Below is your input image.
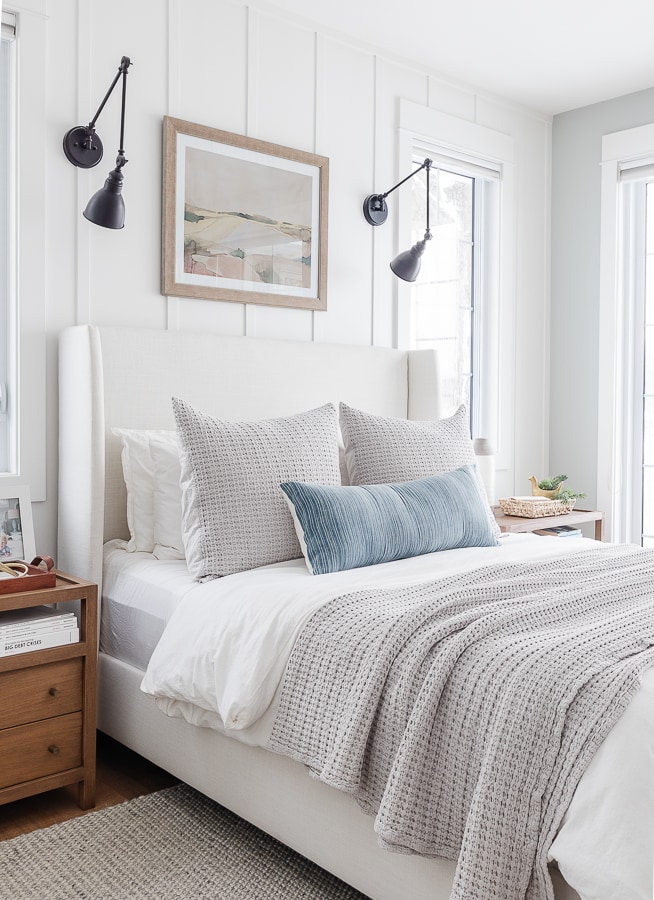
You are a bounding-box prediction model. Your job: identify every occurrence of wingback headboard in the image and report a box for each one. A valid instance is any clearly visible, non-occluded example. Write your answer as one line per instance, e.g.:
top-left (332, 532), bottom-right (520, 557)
top-left (58, 325), bottom-right (440, 589)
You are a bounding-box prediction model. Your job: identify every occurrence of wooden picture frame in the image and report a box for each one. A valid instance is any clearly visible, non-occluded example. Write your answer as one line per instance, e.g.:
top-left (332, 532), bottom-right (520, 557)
top-left (0, 485), bottom-right (36, 563)
top-left (161, 117), bottom-right (328, 310)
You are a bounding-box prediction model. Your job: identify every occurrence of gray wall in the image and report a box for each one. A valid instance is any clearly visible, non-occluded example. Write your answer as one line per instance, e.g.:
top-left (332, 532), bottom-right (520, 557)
top-left (551, 87), bottom-right (654, 509)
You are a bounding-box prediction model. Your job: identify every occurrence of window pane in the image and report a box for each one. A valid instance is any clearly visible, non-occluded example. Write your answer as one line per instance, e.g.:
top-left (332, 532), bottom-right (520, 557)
top-left (642, 466), bottom-right (654, 537)
top-left (645, 186), bottom-right (654, 543)
top-left (643, 397), bottom-right (654, 467)
top-left (644, 325), bottom-right (654, 396)
top-left (647, 184), bottom-right (654, 254)
top-left (646, 255), bottom-right (654, 325)
top-left (439, 169), bottom-right (473, 241)
top-left (410, 163), bottom-right (474, 421)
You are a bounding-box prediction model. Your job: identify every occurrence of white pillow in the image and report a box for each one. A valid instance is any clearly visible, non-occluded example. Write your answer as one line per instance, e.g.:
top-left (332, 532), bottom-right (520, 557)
top-left (173, 398), bottom-right (342, 580)
top-left (150, 435), bottom-right (184, 560)
top-left (339, 403), bottom-right (500, 539)
top-left (111, 428), bottom-right (177, 552)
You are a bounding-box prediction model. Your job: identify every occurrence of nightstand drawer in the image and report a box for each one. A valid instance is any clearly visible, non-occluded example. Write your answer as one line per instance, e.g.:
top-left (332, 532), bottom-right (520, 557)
top-left (0, 658), bottom-right (83, 729)
top-left (0, 711), bottom-right (83, 788)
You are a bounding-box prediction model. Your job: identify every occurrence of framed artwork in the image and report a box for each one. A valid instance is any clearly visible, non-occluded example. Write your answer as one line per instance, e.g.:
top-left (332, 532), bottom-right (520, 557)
top-left (0, 485), bottom-right (35, 563)
top-left (161, 117), bottom-right (329, 310)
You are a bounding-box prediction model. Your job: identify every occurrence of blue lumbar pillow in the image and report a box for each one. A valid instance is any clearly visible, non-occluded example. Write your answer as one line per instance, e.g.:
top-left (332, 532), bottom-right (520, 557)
top-left (280, 464), bottom-right (498, 575)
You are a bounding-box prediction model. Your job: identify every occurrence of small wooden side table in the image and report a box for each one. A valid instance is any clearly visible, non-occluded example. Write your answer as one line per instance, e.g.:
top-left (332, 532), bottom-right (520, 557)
top-left (493, 508), bottom-right (604, 542)
top-left (0, 571), bottom-right (97, 810)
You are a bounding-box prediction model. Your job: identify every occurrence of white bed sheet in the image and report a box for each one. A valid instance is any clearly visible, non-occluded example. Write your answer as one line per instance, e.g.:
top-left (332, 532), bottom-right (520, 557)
top-left (105, 535), bottom-right (654, 900)
top-left (100, 540), bottom-right (193, 669)
top-left (139, 533), bottom-right (614, 736)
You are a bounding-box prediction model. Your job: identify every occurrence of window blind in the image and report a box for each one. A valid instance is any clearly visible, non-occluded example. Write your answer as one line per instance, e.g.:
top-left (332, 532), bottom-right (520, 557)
top-left (416, 149), bottom-right (501, 182)
top-left (619, 159), bottom-right (654, 182)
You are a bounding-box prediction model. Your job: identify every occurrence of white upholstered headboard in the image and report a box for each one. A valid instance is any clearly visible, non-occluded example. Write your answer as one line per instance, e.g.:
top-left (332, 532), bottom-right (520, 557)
top-left (57, 325), bottom-right (440, 589)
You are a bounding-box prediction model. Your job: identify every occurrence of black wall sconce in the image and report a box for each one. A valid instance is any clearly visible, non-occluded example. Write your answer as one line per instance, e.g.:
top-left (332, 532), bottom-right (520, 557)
top-left (63, 56), bottom-right (132, 229)
top-left (363, 158), bottom-right (433, 282)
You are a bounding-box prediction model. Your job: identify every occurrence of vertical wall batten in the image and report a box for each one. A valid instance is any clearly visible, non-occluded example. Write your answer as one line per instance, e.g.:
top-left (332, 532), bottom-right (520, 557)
top-left (74, 0), bottom-right (92, 326)
top-left (166, 0), bottom-right (181, 331)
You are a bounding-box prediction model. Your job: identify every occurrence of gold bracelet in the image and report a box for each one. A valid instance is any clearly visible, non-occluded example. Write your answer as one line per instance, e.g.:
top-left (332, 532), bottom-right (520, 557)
top-left (0, 561), bottom-right (28, 577)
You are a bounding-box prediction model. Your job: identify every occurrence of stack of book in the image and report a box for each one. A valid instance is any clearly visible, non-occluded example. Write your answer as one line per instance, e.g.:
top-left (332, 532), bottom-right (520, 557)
top-left (534, 525), bottom-right (583, 537)
top-left (0, 606), bottom-right (79, 657)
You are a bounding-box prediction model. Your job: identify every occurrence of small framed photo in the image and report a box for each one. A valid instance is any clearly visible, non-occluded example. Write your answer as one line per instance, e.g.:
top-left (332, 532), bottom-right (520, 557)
top-left (161, 116), bottom-right (329, 311)
top-left (0, 485), bottom-right (35, 562)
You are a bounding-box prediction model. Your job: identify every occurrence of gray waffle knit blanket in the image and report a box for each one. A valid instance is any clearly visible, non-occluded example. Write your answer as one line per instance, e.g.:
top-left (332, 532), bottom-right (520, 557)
top-left (268, 544), bottom-right (654, 900)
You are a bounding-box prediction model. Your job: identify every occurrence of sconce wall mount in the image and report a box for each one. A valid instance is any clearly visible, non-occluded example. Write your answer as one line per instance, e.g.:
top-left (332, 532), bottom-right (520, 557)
top-left (63, 125), bottom-right (104, 170)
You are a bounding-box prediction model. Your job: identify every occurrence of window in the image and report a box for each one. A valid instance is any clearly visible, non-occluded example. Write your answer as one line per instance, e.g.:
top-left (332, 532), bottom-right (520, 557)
top-left (395, 102), bottom-right (513, 478)
top-left (0, 12), bottom-right (16, 475)
top-left (598, 122), bottom-right (654, 543)
top-left (644, 184), bottom-right (654, 547)
top-left (616, 170), bottom-right (654, 547)
top-left (0, 2), bottom-right (47, 501)
top-left (407, 150), bottom-right (500, 446)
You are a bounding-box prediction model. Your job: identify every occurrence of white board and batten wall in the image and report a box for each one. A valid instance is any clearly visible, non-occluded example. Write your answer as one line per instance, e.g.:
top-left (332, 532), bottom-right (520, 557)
top-left (23, 0), bottom-right (551, 553)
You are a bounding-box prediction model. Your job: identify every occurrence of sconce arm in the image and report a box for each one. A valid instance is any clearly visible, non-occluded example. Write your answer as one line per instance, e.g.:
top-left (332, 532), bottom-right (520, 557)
top-left (379, 158), bottom-right (432, 202)
top-left (88, 57), bottom-right (131, 132)
top-left (63, 56), bottom-right (132, 169)
top-left (363, 158), bottom-right (432, 227)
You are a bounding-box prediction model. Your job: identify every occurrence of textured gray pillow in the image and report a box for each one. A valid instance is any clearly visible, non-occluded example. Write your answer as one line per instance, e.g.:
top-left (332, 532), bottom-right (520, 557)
top-left (173, 398), bottom-right (341, 580)
top-left (339, 402), bottom-right (500, 538)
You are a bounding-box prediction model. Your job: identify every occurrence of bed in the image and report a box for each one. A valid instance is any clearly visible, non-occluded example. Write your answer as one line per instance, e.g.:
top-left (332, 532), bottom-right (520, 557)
top-left (57, 324), bottom-right (654, 900)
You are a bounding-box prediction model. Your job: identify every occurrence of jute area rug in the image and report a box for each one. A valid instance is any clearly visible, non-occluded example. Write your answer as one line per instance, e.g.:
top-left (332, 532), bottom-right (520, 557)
top-left (0, 784), bottom-right (369, 899)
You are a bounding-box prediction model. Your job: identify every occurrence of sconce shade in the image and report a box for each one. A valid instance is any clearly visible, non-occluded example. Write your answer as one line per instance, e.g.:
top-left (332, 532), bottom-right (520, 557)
top-left (83, 167), bottom-right (125, 229)
top-left (390, 239), bottom-right (427, 282)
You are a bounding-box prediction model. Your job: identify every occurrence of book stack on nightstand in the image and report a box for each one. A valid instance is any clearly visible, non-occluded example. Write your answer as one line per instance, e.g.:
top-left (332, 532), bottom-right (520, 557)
top-left (533, 525), bottom-right (583, 538)
top-left (0, 606), bottom-right (80, 657)
top-left (493, 507), bottom-right (604, 541)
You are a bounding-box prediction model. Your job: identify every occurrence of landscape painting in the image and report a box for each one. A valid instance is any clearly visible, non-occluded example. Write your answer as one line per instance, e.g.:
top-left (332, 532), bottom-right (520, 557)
top-left (162, 117), bottom-right (328, 310)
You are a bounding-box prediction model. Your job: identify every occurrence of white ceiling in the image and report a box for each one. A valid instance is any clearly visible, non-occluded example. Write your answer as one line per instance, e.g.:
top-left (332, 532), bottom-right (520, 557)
top-left (262, 0), bottom-right (654, 116)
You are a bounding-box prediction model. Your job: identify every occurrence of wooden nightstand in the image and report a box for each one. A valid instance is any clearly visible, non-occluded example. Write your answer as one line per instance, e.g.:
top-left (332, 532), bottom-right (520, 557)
top-left (493, 508), bottom-right (604, 541)
top-left (0, 572), bottom-right (97, 810)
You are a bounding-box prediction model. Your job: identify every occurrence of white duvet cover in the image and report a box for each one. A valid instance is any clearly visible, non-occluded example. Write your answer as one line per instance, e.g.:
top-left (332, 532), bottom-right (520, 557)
top-left (137, 534), bottom-right (654, 900)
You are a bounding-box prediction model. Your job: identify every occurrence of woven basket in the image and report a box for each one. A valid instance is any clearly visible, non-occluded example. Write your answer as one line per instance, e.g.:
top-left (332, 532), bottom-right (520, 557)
top-left (498, 497), bottom-right (576, 518)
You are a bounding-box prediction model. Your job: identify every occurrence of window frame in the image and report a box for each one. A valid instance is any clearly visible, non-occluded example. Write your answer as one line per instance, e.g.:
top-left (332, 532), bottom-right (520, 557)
top-left (1, 12), bottom-right (18, 476)
top-left (599, 123), bottom-right (654, 542)
top-left (618, 177), bottom-right (647, 544)
top-left (0, 4), bottom-right (47, 500)
top-left (403, 147), bottom-right (501, 445)
top-left (395, 101), bottom-right (514, 475)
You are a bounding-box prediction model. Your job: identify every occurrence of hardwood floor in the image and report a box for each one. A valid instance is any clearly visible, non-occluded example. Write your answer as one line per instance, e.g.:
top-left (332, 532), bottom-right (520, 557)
top-left (0, 731), bottom-right (179, 841)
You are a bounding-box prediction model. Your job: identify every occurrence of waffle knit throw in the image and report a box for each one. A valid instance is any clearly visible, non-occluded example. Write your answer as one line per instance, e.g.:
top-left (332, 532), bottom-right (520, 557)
top-left (268, 544), bottom-right (654, 900)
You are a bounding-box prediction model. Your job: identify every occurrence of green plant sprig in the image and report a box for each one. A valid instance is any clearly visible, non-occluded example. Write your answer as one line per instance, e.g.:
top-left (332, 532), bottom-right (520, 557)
top-left (537, 475), bottom-right (586, 503)
top-left (556, 488), bottom-right (587, 503)
top-left (537, 474), bottom-right (568, 490)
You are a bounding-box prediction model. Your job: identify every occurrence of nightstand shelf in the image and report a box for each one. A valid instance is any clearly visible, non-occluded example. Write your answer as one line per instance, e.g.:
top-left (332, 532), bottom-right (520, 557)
top-left (0, 571), bottom-right (97, 810)
top-left (493, 508), bottom-right (604, 541)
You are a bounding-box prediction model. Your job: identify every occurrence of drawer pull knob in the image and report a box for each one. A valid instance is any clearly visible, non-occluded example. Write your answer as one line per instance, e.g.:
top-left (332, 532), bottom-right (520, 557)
top-left (49, 687), bottom-right (61, 698)
top-left (47, 744), bottom-right (61, 756)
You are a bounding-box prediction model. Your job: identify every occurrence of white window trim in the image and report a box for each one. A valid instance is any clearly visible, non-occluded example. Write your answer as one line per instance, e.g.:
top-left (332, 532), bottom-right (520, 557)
top-left (1, 2), bottom-right (47, 500)
top-left (395, 99), bottom-right (516, 476)
top-left (598, 122), bottom-right (654, 542)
